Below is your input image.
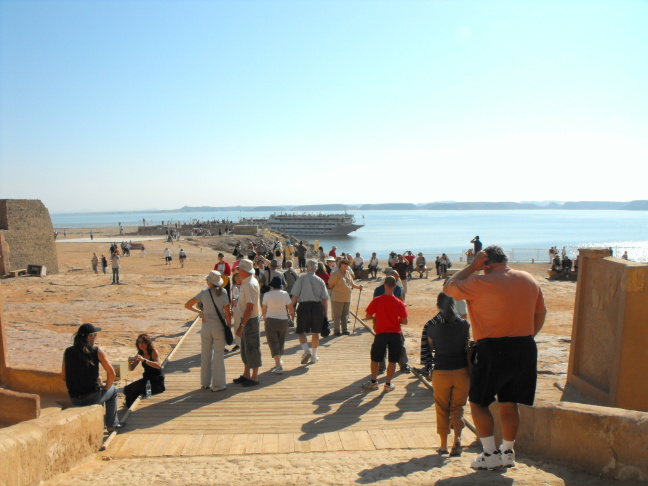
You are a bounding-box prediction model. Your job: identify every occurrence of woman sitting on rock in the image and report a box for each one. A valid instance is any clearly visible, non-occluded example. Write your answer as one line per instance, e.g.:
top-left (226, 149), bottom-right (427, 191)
top-left (123, 333), bottom-right (165, 408)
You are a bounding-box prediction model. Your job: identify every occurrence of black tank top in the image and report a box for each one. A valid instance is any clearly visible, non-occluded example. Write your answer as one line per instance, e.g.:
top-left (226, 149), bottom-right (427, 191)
top-left (64, 346), bottom-right (99, 397)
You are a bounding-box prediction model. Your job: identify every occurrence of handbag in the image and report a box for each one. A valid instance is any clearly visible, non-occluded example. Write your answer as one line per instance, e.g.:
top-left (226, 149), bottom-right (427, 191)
top-left (208, 288), bottom-right (234, 345)
top-left (320, 316), bottom-right (331, 337)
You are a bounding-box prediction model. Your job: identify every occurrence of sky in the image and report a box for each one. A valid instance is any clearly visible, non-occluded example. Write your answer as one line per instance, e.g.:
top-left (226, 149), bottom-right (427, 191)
top-left (1, 0), bottom-right (647, 213)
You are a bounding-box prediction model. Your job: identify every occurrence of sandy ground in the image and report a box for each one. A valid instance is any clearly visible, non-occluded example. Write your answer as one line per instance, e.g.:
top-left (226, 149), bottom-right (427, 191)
top-left (3, 227), bottom-right (612, 485)
top-left (43, 449), bottom-right (629, 486)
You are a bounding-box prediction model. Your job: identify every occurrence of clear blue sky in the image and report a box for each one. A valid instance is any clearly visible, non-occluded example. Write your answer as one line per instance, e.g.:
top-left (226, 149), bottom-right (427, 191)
top-left (1, 0), bottom-right (647, 212)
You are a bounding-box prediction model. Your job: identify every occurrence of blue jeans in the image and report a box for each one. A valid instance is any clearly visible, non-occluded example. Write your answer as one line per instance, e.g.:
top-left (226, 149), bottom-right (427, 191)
top-left (70, 385), bottom-right (119, 428)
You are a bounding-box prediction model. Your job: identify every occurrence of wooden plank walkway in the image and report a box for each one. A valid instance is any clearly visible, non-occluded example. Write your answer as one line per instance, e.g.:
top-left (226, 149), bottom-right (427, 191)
top-left (108, 319), bottom-right (446, 457)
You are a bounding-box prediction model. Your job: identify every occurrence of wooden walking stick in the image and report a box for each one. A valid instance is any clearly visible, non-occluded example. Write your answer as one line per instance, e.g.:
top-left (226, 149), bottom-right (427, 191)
top-left (352, 287), bottom-right (363, 333)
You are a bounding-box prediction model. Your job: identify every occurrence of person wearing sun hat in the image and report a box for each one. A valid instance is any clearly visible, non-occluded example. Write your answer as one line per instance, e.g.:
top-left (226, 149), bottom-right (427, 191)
top-left (185, 270), bottom-right (232, 391)
top-left (62, 323), bottom-right (123, 432)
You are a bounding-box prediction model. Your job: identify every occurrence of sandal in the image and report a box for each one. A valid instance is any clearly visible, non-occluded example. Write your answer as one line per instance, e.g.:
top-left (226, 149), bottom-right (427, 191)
top-left (436, 448), bottom-right (448, 455)
top-left (450, 438), bottom-right (462, 456)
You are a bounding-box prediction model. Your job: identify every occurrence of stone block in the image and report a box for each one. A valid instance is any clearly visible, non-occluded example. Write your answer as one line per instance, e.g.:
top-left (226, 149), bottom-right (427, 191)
top-left (0, 388), bottom-right (40, 425)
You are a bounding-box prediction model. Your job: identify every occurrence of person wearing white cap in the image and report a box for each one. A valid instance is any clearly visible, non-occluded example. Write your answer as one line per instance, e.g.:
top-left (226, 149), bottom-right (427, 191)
top-left (234, 259), bottom-right (262, 386)
top-left (62, 323), bottom-right (122, 431)
top-left (185, 271), bottom-right (232, 391)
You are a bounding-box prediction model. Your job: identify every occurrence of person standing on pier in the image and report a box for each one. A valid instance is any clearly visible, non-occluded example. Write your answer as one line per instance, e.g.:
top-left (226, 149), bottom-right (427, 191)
top-left (291, 259), bottom-right (329, 365)
top-left (234, 259), bottom-right (262, 387)
top-left (363, 276), bottom-right (408, 393)
top-left (444, 245), bottom-right (546, 470)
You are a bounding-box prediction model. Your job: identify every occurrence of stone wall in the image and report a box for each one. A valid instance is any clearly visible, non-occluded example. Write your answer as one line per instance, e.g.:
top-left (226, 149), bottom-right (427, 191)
top-left (0, 406), bottom-right (104, 486)
top-left (566, 249), bottom-right (648, 411)
top-left (490, 401), bottom-right (648, 482)
top-left (0, 199), bottom-right (59, 275)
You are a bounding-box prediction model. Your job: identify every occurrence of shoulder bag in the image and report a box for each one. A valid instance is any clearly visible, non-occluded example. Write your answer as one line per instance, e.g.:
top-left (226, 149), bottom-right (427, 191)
top-left (208, 289), bottom-right (234, 345)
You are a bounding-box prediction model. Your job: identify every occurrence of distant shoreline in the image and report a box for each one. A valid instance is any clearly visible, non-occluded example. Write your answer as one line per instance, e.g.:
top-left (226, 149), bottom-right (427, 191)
top-left (52, 200), bottom-right (648, 215)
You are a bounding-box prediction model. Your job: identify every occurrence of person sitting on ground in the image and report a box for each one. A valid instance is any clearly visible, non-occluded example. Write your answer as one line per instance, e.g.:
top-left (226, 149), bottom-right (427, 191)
top-left (368, 252), bottom-right (380, 279)
top-left (427, 293), bottom-right (471, 457)
top-left (62, 323), bottom-right (122, 432)
top-left (363, 276), bottom-right (409, 392)
top-left (403, 250), bottom-right (415, 279)
top-left (561, 255), bottom-right (572, 276)
top-left (352, 252), bottom-right (364, 277)
top-left (439, 253), bottom-right (451, 276)
top-left (551, 254), bottom-right (562, 272)
top-left (262, 276), bottom-right (296, 374)
top-left (123, 334), bottom-right (165, 408)
top-left (414, 252), bottom-right (428, 278)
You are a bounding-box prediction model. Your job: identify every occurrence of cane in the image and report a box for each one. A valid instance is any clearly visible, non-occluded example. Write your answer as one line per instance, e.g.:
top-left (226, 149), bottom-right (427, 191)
top-left (352, 287), bottom-right (363, 333)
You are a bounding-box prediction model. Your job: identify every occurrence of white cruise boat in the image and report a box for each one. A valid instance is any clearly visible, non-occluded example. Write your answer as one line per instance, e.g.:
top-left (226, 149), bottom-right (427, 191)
top-left (240, 212), bottom-right (364, 236)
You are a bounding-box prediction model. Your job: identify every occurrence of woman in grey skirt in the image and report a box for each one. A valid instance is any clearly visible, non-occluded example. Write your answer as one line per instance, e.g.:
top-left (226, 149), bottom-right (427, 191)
top-left (261, 276), bottom-right (295, 374)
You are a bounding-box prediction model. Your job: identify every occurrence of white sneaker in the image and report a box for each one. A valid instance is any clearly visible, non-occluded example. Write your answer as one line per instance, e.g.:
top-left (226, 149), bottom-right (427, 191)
top-left (501, 449), bottom-right (515, 467)
top-left (210, 385), bottom-right (227, 392)
top-left (301, 352), bottom-right (312, 364)
top-left (471, 451), bottom-right (503, 470)
top-left (309, 355), bottom-right (319, 364)
top-left (272, 366), bottom-right (284, 374)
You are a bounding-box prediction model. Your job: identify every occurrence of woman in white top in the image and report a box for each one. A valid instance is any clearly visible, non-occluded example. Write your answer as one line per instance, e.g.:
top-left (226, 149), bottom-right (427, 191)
top-left (261, 276), bottom-right (295, 374)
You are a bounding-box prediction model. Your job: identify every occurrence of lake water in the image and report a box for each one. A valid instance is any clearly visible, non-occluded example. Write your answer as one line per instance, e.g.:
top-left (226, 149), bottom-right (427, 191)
top-left (51, 209), bottom-right (648, 262)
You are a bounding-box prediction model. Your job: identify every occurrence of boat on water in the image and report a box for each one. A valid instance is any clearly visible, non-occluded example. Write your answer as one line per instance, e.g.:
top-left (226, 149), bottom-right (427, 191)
top-left (240, 212), bottom-right (364, 236)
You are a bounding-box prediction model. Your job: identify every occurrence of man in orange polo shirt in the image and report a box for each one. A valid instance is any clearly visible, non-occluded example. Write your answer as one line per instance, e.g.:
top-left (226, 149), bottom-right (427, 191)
top-left (444, 245), bottom-right (546, 470)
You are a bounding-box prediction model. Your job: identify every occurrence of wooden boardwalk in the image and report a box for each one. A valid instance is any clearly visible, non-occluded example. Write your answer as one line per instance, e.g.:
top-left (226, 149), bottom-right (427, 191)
top-left (108, 319), bottom-right (448, 457)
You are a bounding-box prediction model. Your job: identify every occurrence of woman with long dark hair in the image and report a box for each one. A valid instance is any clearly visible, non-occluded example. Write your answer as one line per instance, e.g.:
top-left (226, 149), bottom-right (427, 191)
top-left (426, 292), bottom-right (470, 456)
top-left (61, 323), bottom-right (122, 431)
top-left (123, 333), bottom-right (165, 408)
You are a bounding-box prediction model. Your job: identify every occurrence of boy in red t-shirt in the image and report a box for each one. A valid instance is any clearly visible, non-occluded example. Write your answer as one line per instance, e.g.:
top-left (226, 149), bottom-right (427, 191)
top-left (363, 276), bottom-right (408, 392)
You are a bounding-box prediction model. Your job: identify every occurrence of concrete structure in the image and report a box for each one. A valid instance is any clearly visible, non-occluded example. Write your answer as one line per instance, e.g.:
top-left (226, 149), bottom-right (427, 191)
top-left (490, 401), bottom-right (648, 482)
top-left (0, 405), bottom-right (104, 486)
top-left (566, 248), bottom-right (648, 412)
top-left (0, 199), bottom-right (59, 275)
top-left (0, 306), bottom-right (67, 426)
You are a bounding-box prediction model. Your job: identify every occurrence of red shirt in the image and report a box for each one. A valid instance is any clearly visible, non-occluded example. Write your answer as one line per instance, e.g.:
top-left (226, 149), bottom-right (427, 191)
top-left (316, 271), bottom-right (330, 285)
top-left (365, 295), bottom-right (408, 334)
top-left (214, 261), bottom-right (231, 276)
top-left (329, 250), bottom-right (337, 258)
top-left (404, 254), bottom-right (415, 264)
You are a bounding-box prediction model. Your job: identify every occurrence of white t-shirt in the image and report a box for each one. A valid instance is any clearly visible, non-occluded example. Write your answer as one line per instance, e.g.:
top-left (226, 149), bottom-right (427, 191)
top-left (262, 290), bottom-right (291, 319)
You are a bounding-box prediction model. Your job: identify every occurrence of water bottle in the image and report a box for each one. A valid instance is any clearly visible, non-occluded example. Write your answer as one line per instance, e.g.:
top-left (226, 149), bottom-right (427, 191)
top-left (145, 380), bottom-right (152, 398)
